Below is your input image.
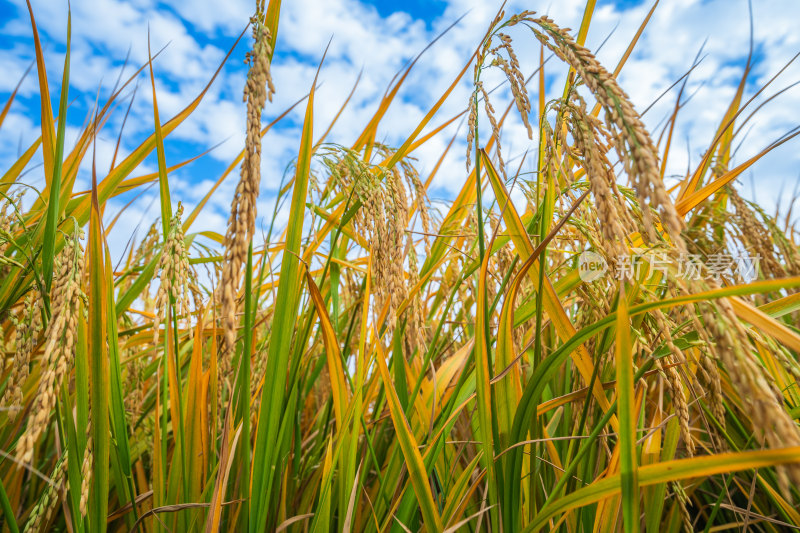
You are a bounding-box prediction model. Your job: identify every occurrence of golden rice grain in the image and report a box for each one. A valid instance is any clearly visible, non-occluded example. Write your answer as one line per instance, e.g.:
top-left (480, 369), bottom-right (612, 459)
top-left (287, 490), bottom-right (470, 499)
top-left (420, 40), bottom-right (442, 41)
top-left (703, 297), bottom-right (800, 489)
top-left (219, 5), bottom-right (276, 382)
top-left (2, 290), bottom-right (42, 420)
top-left (16, 236), bottom-right (84, 465)
top-left (23, 453), bottom-right (68, 533)
top-left (525, 14), bottom-right (686, 252)
top-left (79, 433), bottom-right (92, 517)
top-left (653, 310), bottom-right (694, 456)
top-left (153, 204), bottom-right (195, 348)
top-left (729, 188), bottom-right (784, 279)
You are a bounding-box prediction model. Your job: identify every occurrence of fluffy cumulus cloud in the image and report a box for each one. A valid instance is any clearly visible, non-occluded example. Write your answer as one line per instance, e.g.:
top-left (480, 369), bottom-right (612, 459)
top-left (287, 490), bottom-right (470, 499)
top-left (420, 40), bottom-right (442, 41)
top-left (1, 0), bottom-right (799, 260)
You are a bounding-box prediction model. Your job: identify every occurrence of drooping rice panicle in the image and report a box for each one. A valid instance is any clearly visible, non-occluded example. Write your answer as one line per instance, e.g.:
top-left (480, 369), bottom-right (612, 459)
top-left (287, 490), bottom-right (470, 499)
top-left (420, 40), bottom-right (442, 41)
top-left (16, 235), bottom-right (84, 465)
top-left (218, 3), bottom-right (275, 383)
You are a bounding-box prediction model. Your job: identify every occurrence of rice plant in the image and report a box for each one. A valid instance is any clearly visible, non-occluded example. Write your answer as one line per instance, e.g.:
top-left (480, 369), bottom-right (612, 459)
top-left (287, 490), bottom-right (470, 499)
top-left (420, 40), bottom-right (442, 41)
top-left (2, 0), bottom-right (800, 531)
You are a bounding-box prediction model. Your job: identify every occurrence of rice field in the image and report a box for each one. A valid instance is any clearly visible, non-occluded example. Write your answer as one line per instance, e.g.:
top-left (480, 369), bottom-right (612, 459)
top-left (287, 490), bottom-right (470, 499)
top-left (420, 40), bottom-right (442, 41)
top-left (2, 0), bottom-right (800, 531)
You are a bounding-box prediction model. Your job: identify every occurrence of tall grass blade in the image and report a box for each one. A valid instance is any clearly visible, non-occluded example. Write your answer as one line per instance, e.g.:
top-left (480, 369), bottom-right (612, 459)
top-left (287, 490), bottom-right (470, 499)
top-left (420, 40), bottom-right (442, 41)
top-left (88, 144), bottom-right (110, 533)
top-left (616, 284), bottom-right (639, 533)
top-left (250, 44), bottom-right (323, 533)
top-left (40, 8), bottom-right (70, 293)
top-left (374, 331), bottom-right (444, 533)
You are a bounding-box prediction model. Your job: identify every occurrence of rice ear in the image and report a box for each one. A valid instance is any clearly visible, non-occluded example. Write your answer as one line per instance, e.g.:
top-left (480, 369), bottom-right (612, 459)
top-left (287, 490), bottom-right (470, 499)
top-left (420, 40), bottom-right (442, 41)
top-left (219, 5), bottom-right (277, 388)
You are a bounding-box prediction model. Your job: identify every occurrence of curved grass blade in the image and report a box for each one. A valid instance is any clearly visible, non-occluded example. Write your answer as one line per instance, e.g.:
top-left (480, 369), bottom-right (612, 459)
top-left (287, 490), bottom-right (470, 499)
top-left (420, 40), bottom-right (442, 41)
top-left (147, 32), bottom-right (173, 236)
top-left (525, 446), bottom-right (800, 533)
top-left (40, 8), bottom-right (70, 292)
top-left (23, 0), bottom-right (55, 179)
top-left (305, 268), bottom-right (348, 428)
top-left (374, 329), bottom-right (444, 533)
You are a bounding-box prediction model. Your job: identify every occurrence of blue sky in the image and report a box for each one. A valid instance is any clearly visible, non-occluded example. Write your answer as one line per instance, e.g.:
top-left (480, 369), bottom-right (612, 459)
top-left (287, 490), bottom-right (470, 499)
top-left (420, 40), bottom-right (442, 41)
top-left (1, 0), bottom-right (799, 258)
top-left (363, 0), bottom-right (447, 22)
